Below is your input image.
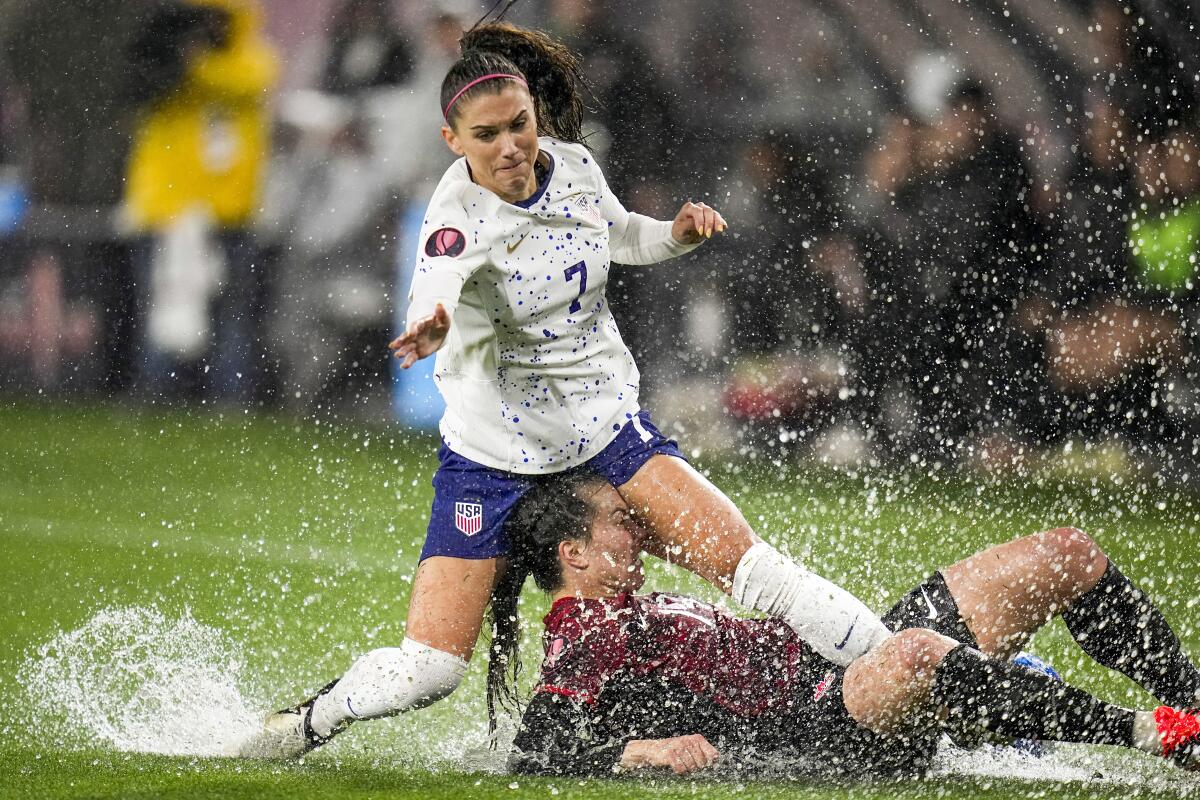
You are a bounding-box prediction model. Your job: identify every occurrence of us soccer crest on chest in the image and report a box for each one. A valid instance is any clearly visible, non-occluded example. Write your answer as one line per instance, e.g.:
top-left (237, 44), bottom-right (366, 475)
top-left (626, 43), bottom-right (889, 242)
top-left (573, 194), bottom-right (603, 226)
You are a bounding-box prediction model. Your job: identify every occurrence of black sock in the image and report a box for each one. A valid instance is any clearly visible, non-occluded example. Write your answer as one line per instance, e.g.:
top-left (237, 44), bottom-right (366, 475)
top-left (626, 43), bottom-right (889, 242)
top-left (1062, 562), bottom-right (1200, 708)
top-left (931, 645), bottom-right (1135, 747)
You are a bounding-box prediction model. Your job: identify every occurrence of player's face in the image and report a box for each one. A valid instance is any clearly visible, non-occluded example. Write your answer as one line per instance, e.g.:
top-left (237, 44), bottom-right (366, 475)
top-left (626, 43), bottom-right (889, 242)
top-left (580, 483), bottom-right (647, 594)
top-left (442, 84), bottom-right (540, 204)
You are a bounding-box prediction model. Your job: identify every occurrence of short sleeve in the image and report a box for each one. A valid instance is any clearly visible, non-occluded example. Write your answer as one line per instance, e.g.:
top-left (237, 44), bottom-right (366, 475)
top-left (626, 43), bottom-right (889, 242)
top-left (406, 191), bottom-right (488, 325)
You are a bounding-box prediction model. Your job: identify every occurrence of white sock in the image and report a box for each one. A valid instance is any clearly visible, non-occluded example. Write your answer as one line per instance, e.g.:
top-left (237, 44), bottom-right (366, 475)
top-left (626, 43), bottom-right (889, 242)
top-left (308, 637), bottom-right (468, 738)
top-left (1132, 710), bottom-right (1163, 754)
top-left (732, 541), bottom-right (890, 666)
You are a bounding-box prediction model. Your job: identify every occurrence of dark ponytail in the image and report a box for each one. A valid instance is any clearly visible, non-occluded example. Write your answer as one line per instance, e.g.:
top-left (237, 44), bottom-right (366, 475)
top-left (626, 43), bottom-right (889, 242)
top-left (441, 22), bottom-right (586, 143)
top-left (486, 470), bottom-right (607, 736)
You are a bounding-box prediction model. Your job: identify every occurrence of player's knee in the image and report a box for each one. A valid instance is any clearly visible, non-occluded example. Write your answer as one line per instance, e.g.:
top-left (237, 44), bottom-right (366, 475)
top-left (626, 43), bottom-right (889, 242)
top-left (1042, 526), bottom-right (1108, 584)
top-left (843, 629), bottom-right (952, 734)
top-left (840, 662), bottom-right (885, 731)
top-left (873, 628), bottom-right (955, 681)
top-left (887, 628), bottom-right (953, 675)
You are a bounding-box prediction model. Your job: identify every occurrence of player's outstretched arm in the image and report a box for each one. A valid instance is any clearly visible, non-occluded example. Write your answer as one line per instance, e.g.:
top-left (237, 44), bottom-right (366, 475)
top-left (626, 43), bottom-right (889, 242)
top-left (594, 158), bottom-right (724, 264)
top-left (389, 303), bottom-right (451, 369)
top-left (670, 201), bottom-right (728, 245)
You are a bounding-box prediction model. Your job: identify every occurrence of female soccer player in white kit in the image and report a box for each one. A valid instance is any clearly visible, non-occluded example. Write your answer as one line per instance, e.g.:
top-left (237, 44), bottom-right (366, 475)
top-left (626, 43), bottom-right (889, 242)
top-left (239, 21), bottom-right (889, 758)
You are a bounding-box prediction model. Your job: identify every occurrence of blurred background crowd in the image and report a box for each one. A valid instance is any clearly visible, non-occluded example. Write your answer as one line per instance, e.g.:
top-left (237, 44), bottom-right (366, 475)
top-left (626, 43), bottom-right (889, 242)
top-left (1, 0), bottom-right (1199, 478)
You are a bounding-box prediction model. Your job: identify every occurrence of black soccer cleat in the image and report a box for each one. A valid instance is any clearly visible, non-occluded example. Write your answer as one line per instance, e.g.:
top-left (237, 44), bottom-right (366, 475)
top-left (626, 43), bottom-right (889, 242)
top-left (237, 680), bottom-right (341, 759)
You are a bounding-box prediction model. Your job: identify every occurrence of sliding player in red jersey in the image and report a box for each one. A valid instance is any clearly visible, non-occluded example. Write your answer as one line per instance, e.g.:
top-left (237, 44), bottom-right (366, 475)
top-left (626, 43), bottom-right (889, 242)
top-left (501, 472), bottom-right (1200, 777)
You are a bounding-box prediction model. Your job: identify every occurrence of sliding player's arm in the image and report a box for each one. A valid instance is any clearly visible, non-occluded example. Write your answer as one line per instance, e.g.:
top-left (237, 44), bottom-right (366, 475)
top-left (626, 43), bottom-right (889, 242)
top-left (509, 691), bottom-right (719, 776)
top-left (508, 690), bottom-right (631, 776)
top-left (618, 734), bottom-right (720, 775)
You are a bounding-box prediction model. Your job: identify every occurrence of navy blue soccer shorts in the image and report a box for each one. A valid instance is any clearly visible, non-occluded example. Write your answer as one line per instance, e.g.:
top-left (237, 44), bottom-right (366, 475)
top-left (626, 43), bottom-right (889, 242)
top-left (419, 410), bottom-right (685, 561)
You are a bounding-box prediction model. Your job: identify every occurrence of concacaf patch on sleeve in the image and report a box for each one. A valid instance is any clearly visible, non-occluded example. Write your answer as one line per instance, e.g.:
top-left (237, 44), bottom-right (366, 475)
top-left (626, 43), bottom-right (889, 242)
top-left (425, 227), bottom-right (466, 258)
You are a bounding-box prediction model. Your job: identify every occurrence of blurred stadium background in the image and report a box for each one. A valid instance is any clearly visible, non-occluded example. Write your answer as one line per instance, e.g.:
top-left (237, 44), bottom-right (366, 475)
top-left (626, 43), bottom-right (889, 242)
top-left (1, 0), bottom-right (1199, 479)
top-left (5, 4), bottom-right (1200, 796)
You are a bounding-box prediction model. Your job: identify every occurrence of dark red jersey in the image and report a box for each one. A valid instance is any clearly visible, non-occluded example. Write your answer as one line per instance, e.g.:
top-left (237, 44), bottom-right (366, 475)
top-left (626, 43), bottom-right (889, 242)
top-left (536, 592), bottom-right (818, 716)
top-left (510, 588), bottom-right (947, 777)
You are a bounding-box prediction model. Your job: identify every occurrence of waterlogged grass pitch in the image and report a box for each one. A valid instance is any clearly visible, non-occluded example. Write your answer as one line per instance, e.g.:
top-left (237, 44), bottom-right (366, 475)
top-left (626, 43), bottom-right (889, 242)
top-left (1, 401), bottom-right (1199, 799)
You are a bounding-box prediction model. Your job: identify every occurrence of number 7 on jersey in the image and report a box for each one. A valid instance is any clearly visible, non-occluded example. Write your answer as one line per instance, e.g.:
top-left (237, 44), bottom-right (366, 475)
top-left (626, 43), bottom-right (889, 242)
top-left (564, 261), bottom-right (587, 314)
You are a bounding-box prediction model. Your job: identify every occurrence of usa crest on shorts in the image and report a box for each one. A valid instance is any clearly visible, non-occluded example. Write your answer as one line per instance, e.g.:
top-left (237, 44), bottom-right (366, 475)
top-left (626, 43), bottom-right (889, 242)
top-left (455, 501), bottom-right (484, 536)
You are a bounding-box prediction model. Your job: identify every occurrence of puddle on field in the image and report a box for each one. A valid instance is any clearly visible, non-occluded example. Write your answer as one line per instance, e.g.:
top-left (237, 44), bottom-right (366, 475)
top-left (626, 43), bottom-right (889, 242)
top-left (932, 742), bottom-right (1199, 795)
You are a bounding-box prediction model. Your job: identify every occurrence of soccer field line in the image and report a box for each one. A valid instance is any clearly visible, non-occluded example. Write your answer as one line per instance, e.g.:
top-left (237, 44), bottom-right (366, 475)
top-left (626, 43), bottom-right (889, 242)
top-left (1, 511), bottom-right (395, 574)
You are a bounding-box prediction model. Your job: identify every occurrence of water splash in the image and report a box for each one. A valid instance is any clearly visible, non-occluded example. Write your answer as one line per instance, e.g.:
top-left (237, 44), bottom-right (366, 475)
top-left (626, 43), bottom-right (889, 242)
top-left (19, 606), bottom-right (261, 757)
top-left (933, 741), bottom-right (1200, 793)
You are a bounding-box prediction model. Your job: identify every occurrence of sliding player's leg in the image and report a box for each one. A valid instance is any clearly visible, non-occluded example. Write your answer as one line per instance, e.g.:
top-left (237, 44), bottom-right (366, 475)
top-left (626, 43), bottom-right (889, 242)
top-left (841, 627), bottom-right (1200, 768)
top-left (1058, 552), bottom-right (1200, 708)
top-left (940, 526), bottom-right (1107, 657)
top-left (617, 452), bottom-right (889, 665)
top-left (937, 527), bottom-right (1200, 707)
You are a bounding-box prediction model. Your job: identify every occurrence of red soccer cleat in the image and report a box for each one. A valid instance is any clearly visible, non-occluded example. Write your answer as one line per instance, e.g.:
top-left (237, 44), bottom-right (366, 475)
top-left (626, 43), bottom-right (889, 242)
top-left (1155, 706), bottom-right (1200, 770)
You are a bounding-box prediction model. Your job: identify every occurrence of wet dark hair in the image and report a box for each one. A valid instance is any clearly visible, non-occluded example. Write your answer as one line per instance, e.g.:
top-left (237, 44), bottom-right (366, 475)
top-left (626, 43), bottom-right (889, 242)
top-left (486, 470), bottom-right (608, 735)
top-left (440, 21), bottom-right (586, 143)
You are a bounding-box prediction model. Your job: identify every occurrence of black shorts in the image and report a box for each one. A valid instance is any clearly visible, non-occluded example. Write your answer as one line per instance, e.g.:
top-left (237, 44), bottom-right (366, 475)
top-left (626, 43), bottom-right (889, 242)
top-left (784, 572), bottom-right (974, 776)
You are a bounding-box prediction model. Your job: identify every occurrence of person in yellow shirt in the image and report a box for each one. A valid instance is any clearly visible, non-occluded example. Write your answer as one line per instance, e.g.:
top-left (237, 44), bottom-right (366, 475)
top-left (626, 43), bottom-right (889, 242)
top-left (125, 0), bottom-right (277, 402)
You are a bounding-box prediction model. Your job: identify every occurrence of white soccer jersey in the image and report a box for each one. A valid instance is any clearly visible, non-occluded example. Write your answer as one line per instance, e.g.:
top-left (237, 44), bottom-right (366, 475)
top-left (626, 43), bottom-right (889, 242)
top-left (406, 137), bottom-right (699, 474)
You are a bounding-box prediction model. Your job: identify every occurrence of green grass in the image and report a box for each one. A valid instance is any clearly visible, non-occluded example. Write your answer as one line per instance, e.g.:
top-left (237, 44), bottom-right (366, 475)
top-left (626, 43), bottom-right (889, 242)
top-left (2, 400), bottom-right (1199, 798)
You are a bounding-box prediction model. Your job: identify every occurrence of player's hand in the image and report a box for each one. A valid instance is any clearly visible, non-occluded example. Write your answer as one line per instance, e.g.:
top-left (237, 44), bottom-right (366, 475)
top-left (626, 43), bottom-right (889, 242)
top-left (671, 201), bottom-right (727, 245)
top-left (389, 303), bottom-right (451, 369)
top-left (620, 734), bottom-right (720, 775)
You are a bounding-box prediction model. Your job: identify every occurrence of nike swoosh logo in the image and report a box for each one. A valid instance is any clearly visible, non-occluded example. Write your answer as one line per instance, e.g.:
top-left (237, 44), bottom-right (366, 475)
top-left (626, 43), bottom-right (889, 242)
top-left (506, 232), bottom-right (530, 254)
top-left (834, 616), bottom-right (858, 650)
top-left (920, 586), bottom-right (939, 620)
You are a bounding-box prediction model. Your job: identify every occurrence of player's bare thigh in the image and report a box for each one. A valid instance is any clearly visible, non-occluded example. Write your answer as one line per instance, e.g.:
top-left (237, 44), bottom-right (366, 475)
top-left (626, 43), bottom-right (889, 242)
top-left (941, 527), bottom-right (1108, 658)
top-left (404, 555), bottom-right (504, 660)
top-left (617, 454), bottom-right (758, 592)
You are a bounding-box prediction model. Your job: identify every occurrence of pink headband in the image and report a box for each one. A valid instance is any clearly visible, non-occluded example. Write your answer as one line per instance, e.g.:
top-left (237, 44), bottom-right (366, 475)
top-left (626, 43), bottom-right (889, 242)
top-left (443, 73), bottom-right (528, 120)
